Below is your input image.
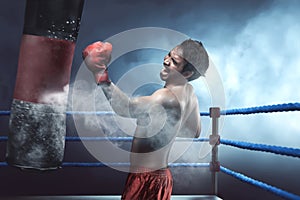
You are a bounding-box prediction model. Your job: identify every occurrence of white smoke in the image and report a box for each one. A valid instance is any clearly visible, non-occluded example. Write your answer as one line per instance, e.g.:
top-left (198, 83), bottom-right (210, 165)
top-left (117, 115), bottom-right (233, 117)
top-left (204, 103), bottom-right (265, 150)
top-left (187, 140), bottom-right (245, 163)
top-left (207, 1), bottom-right (300, 148)
top-left (39, 84), bottom-right (70, 107)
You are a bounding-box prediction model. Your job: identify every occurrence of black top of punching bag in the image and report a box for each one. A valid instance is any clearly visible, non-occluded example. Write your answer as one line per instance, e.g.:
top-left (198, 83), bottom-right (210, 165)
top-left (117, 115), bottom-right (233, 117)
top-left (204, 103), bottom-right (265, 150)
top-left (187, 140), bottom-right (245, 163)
top-left (23, 0), bottom-right (85, 41)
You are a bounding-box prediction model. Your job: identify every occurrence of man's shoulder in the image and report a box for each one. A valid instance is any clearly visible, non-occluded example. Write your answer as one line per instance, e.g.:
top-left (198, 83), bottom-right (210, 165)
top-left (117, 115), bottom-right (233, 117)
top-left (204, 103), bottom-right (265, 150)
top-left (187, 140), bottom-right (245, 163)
top-left (152, 87), bottom-right (176, 98)
top-left (152, 88), bottom-right (180, 107)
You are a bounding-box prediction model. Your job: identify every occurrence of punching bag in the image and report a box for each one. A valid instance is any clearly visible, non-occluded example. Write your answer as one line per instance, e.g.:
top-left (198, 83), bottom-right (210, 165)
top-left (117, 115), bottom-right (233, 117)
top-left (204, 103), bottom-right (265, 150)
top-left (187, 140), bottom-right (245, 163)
top-left (6, 0), bottom-right (85, 170)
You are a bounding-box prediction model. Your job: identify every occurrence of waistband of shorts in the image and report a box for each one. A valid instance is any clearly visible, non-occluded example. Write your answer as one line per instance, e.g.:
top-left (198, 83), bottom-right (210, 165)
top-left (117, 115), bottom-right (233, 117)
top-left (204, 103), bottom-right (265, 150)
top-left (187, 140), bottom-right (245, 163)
top-left (130, 166), bottom-right (170, 174)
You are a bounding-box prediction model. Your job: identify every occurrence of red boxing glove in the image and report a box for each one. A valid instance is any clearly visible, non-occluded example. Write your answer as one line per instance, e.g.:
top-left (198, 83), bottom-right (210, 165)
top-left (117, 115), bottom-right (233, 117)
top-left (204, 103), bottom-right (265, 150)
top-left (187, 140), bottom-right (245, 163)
top-left (82, 41), bottom-right (112, 84)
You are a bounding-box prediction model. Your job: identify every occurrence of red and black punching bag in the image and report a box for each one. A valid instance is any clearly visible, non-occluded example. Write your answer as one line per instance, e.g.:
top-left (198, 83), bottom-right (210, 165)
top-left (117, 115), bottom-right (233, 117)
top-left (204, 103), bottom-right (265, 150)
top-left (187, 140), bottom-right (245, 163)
top-left (6, 0), bottom-right (85, 170)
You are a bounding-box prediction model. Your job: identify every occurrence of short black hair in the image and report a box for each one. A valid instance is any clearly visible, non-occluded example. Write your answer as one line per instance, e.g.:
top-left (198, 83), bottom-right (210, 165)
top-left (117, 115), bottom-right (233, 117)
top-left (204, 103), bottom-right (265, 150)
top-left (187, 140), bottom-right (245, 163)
top-left (177, 39), bottom-right (209, 81)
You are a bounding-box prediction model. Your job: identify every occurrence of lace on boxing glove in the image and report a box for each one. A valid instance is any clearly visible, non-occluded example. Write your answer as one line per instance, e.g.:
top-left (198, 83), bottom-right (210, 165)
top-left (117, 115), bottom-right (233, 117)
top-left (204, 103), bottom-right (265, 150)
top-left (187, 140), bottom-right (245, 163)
top-left (96, 70), bottom-right (111, 85)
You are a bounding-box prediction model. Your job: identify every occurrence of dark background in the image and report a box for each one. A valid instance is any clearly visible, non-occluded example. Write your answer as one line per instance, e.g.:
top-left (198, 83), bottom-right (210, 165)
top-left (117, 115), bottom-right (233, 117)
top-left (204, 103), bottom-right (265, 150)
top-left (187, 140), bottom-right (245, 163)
top-left (1, 1), bottom-right (300, 199)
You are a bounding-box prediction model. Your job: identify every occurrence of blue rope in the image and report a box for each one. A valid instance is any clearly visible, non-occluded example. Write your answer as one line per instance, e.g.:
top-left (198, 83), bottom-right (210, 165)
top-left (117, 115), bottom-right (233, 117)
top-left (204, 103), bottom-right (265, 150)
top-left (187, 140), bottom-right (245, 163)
top-left (1, 102), bottom-right (299, 116)
top-left (62, 162), bottom-right (130, 167)
top-left (66, 136), bottom-right (133, 142)
top-left (221, 102), bottom-right (300, 115)
top-left (221, 166), bottom-right (300, 200)
top-left (68, 111), bottom-right (211, 116)
top-left (1, 161), bottom-right (299, 199)
top-left (2, 136), bottom-right (299, 159)
top-left (0, 110), bottom-right (210, 116)
top-left (0, 161), bottom-right (209, 168)
top-left (0, 111), bottom-right (10, 115)
top-left (62, 162), bottom-right (210, 168)
top-left (0, 136), bottom-right (7, 141)
top-left (0, 136), bottom-right (209, 142)
top-left (66, 111), bottom-right (115, 115)
top-left (221, 139), bottom-right (300, 158)
top-left (169, 162), bottom-right (209, 168)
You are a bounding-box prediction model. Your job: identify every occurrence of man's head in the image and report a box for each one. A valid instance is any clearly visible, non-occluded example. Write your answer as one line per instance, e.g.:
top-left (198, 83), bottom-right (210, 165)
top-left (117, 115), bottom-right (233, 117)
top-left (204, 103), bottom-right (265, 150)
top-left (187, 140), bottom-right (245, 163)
top-left (175, 39), bottom-right (209, 81)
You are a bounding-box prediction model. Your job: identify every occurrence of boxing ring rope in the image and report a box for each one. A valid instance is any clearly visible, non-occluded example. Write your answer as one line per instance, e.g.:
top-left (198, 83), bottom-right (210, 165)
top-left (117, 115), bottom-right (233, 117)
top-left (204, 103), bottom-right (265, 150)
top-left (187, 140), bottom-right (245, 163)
top-left (219, 102), bottom-right (300, 115)
top-left (220, 139), bottom-right (300, 158)
top-left (1, 102), bottom-right (300, 116)
top-left (220, 166), bottom-right (300, 200)
top-left (1, 136), bottom-right (299, 160)
top-left (1, 102), bottom-right (300, 199)
top-left (0, 161), bottom-right (210, 168)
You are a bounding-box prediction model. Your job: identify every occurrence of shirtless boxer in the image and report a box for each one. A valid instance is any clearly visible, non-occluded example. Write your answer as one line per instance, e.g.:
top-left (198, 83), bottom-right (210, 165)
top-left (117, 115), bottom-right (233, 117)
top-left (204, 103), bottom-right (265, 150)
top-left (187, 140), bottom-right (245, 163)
top-left (83, 39), bottom-right (209, 200)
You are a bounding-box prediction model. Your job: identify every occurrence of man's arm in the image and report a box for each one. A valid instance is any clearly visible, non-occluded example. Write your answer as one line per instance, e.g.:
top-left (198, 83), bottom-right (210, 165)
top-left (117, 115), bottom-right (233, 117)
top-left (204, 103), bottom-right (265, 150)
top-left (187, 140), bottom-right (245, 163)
top-left (98, 82), bottom-right (155, 118)
top-left (83, 41), bottom-right (179, 120)
top-left (99, 83), bottom-right (174, 120)
top-left (98, 82), bottom-right (131, 117)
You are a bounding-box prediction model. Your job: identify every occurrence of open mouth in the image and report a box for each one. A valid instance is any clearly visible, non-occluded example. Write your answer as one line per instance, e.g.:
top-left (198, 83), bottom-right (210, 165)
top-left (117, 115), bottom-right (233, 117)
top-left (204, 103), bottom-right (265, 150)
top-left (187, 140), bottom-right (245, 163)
top-left (161, 68), bottom-right (169, 76)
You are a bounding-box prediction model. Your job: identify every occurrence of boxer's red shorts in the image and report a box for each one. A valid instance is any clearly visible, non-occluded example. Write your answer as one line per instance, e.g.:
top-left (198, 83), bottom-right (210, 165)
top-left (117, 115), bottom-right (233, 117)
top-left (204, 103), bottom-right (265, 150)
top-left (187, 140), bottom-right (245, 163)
top-left (121, 168), bottom-right (173, 200)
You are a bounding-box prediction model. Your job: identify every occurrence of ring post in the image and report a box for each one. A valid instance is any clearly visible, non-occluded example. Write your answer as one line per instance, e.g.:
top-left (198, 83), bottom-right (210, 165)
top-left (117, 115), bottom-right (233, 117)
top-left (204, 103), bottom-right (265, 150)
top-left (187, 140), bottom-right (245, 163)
top-left (209, 107), bottom-right (221, 195)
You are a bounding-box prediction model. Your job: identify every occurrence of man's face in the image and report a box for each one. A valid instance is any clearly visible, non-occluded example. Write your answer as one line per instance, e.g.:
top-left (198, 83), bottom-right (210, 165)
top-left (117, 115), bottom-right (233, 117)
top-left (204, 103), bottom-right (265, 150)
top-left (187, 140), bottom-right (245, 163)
top-left (160, 47), bottom-right (187, 82)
